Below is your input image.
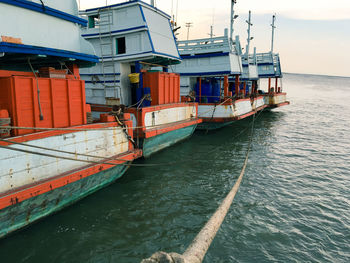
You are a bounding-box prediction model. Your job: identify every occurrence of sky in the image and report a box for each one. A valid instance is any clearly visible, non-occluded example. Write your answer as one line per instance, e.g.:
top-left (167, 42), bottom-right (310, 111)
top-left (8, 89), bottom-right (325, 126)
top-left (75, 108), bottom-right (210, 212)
top-left (79, 0), bottom-right (350, 77)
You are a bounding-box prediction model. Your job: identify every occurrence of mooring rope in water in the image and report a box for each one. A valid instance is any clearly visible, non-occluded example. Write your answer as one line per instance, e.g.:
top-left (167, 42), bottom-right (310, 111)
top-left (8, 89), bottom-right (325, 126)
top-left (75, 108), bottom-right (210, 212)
top-left (141, 111), bottom-right (257, 263)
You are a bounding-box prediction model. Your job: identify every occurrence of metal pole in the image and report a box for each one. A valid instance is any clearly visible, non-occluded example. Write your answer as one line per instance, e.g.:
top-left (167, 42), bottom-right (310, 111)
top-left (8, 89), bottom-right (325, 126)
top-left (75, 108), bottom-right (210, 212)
top-left (230, 0), bottom-right (237, 44)
top-left (271, 14), bottom-right (276, 53)
top-left (245, 10), bottom-right (252, 56)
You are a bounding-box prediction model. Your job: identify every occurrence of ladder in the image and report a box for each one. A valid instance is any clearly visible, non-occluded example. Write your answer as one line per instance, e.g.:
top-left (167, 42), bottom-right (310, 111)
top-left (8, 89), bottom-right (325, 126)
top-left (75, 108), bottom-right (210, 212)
top-left (98, 8), bottom-right (121, 103)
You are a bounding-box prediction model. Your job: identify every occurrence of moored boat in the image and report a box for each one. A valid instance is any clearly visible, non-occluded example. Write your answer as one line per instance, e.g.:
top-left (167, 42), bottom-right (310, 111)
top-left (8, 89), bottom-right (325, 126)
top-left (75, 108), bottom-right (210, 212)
top-left (256, 15), bottom-right (290, 109)
top-left (174, 2), bottom-right (266, 130)
top-left (80, 1), bottom-right (201, 157)
top-left (0, 0), bottom-right (141, 238)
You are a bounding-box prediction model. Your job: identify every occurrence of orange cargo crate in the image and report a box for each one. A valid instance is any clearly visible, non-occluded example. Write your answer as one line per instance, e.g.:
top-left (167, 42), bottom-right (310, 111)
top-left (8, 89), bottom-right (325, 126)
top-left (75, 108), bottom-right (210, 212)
top-left (142, 72), bottom-right (180, 106)
top-left (0, 75), bottom-right (87, 136)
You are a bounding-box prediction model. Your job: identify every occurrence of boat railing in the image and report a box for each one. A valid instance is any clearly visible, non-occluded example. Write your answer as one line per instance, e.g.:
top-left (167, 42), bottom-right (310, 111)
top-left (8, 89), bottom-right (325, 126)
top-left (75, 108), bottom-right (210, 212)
top-left (177, 36), bottom-right (231, 54)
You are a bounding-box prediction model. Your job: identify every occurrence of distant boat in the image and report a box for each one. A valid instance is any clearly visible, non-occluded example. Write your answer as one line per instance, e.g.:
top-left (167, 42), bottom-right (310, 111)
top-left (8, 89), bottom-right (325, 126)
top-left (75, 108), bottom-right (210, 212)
top-left (174, 4), bottom-right (266, 130)
top-left (256, 15), bottom-right (290, 109)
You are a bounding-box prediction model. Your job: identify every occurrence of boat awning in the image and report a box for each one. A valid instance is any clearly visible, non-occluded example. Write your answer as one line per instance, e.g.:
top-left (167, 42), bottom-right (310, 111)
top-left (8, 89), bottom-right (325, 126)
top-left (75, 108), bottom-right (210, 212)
top-left (0, 42), bottom-right (99, 70)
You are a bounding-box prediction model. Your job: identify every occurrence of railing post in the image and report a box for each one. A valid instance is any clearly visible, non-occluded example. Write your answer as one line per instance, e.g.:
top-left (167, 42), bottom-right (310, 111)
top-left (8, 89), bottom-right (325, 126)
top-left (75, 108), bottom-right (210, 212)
top-left (235, 75), bottom-right (239, 96)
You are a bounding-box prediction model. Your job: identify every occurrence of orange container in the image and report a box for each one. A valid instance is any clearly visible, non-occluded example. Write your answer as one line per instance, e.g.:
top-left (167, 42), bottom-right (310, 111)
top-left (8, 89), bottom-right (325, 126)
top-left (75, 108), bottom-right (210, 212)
top-left (0, 75), bottom-right (87, 136)
top-left (142, 72), bottom-right (180, 106)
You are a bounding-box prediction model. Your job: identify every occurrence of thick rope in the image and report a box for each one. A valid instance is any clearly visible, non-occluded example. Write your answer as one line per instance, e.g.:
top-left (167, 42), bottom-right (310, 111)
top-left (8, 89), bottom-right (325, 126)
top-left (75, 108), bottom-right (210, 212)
top-left (0, 116), bottom-right (197, 132)
top-left (141, 111), bottom-right (257, 263)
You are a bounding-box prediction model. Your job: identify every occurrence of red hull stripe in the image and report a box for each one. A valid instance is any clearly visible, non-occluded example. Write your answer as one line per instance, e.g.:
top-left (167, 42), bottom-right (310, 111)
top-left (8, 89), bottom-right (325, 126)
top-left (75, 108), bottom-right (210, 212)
top-left (0, 150), bottom-right (142, 210)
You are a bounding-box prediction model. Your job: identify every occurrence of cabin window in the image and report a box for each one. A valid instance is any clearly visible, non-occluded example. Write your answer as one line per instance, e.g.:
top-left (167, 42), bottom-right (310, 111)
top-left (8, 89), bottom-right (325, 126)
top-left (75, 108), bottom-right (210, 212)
top-left (116, 37), bottom-right (126, 54)
top-left (88, 15), bottom-right (99, 28)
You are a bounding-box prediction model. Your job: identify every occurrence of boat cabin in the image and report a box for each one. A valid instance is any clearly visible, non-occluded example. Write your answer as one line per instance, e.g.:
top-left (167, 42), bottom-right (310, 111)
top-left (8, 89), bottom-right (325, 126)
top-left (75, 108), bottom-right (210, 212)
top-left (79, 0), bottom-right (181, 106)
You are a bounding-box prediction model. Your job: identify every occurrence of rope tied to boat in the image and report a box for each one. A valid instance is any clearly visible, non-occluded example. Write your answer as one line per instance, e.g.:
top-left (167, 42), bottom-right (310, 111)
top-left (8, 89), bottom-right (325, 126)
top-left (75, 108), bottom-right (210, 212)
top-left (0, 117), bottom-right (11, 136)
top-left (141, 111), bottom-right (257, 263)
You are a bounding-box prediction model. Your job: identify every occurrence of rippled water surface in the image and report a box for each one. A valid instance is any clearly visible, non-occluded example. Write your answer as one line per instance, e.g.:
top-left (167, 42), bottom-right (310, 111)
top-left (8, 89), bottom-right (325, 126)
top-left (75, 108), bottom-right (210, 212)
top-left (1, 74), bottom-right (349, 262)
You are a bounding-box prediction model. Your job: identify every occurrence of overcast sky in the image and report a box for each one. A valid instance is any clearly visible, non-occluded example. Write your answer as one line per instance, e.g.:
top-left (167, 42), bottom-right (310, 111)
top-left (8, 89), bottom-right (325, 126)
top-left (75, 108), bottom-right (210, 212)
top-left (79, 0), bottom-right (350, 77)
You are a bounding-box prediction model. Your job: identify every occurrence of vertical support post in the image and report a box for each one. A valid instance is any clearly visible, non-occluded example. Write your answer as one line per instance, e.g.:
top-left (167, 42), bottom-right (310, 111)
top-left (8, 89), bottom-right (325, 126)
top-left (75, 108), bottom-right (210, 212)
top-left (235, 75), bottom-right (239, 96)
top-left (268, 77), bottom-right (271, 93)
top-left (252, 81), bottom-right (256, 95)
top-left (224, 75), bottom-right (229, 97)
top-left (68, 64), bottom-right (80, 79)
top-left (243, 82), bottom-right (246, 97)
top-left (199, 77), bottom-right (202, 103)
top-left (275, 77), bottom-right (278, 93)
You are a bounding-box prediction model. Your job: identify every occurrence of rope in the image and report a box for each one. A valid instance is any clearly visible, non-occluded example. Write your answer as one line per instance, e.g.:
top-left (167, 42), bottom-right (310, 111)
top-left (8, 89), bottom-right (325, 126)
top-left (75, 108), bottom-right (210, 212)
top-left (141, 110), bottom-right (258, 263)
top-left (0, 115), bottom-right (198, 132)
top-left (0, 138), bottom-right (116, 160)
top-left (0, 118), bottom-right (10, 125)
top-left (0, 143), bottom-right (183, 168)
top-left (28, 58), bottom-right (44, 120)
top-left (0, 108), bottom-right (265, 171)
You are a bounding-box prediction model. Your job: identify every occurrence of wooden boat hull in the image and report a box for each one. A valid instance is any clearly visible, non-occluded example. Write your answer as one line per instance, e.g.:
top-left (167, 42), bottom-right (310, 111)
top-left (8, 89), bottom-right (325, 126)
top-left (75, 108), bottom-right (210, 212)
top-left (141, 123), bottom-right (197, 157)
top-left (0, 162), bottom-right (129, 239)
top-left (196, 97), bottom-right (266, 130)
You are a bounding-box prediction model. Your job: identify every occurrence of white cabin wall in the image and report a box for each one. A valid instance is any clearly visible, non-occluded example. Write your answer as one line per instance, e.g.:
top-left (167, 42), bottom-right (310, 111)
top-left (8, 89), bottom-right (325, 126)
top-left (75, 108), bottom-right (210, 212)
top-left (174, 56), bottom-right (232, 75)
top-left (0, 4), bottom-right (82, 53)
top-left (120, 63), bottom-right (132, 105)
top-left (229, 53), bottom-right (242, 74)
top-left (142, 6), bottom-right (179, 58)
top-left (180, 76), bottom-right (190, 96)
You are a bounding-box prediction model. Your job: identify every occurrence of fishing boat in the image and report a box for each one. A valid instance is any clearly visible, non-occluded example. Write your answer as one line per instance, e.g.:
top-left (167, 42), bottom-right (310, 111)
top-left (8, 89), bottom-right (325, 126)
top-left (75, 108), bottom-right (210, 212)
top-left (0, 0), bottom-right (141, 239)
top-left (79, 0), bottom-right (201, 157)
top-left (174, 2), bottom-right (266, 130)
top-left (256, 15), bottom-right (290, 109)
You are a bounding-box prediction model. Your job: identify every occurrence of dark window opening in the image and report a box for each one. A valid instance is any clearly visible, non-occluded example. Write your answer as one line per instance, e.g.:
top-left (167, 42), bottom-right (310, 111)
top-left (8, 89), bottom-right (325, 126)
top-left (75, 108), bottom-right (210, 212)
top-left (116, 37), bottom-right (126, 54)
top-left (88, 15), bottom-right (99, 28)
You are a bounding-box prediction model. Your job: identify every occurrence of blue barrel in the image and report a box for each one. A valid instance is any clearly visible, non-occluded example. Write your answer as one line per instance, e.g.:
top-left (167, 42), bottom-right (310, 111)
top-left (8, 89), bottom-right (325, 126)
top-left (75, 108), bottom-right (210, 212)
top-left (211, 79), bottom-right (220, 103)
top-left (203, 81), bottom-right (212, 103)
top-left (195, 82), bottom-right (200, 102)
top-left (246, 82), bottom-right (251, 94)
top-left (142, 87), bottom-right (151, 107)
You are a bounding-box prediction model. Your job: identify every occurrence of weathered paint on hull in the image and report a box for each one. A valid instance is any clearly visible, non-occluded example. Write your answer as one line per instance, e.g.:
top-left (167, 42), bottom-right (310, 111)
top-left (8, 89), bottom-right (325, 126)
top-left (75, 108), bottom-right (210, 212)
top-left (0, 163), bottom-right (129, 239)
top-left (141, 124), bottom-right (197, 158)
top-left (196, 121), bottom-right (235, 131)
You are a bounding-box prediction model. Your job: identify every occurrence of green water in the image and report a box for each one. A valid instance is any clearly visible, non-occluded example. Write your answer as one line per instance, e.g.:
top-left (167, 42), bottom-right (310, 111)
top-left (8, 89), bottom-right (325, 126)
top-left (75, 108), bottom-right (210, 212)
top-left (1, 74), bottom-right (349, 262)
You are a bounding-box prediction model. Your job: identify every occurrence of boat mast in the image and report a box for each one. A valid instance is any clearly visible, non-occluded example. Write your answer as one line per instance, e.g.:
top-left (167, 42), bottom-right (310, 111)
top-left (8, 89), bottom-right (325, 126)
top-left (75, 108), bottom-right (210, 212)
top-left (245, 10), bottom-right (253, 56)
top-left (230, 0), bottom-right (236, 44)
top-left (271, 14), bottom-right (276, 53)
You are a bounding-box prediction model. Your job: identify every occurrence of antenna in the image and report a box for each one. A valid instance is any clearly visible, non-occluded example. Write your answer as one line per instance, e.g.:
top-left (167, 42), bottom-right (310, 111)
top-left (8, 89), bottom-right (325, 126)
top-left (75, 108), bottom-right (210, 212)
top-left (271, 14), bottom-right (276, 53)
top-left (245, 10), bottom-right (253, 56)
top-left (176, 0), bottom-right (179, 27)
top-left (185, 22), bottom-right (193, 40)
top-left (208, 25), bottom-right (215, 38)
top-left (208, 8), bottom-right (215, 38)
top-left (171, 0), bottom-right (174, 19)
